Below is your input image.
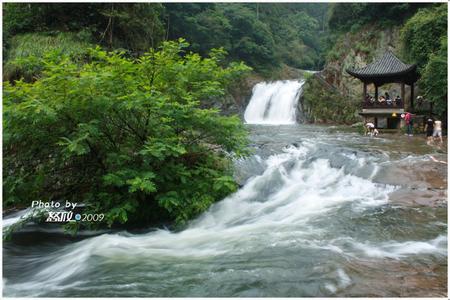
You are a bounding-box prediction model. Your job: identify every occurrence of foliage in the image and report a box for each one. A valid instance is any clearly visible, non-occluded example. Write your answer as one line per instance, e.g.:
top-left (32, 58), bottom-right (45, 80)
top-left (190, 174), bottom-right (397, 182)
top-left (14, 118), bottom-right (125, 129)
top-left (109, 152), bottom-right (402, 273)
top-left (328, 3), bottom-right (428, 33)
top-left (4, 32), bottom-right (92, 82)
top-left (4, 3), bottom-right (328, 75)
top-left (261, 8), bottom-right (322, 69)
top-left (401, 4), bottom-right (447, 69)
top-left (3, 3), bottom-right (165, 53)
top-left (401, 4), bottom-right (447, 115)
top-left (321, 3), bottom-right (429, 66)
top-left (163, 3), bottom-right (328, 71)
top-left (3, 40), bottom-right (251, 229)
top-left (301, 76), bottom-right (359, 124)
top-left (419, 37), bottom-right (447, 115)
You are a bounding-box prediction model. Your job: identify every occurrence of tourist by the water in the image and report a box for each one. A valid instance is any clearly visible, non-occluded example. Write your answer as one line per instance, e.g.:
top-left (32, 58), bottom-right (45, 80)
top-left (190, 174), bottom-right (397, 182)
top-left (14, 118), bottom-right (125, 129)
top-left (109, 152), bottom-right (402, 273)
top-left (433, 119), bottom-right (443, 144)
top-left (403, 112), bottom-right (413, 136)
top-left (365, 122), bottom-right (378, 136)
top-left (365, 122), bottom-right (373, 135)
top-left (425, 116), bottom-right (434, 145)
top-left (372, 128), bottom-right (379, 136)
top-left (378, 96), bottom-right (386, 104)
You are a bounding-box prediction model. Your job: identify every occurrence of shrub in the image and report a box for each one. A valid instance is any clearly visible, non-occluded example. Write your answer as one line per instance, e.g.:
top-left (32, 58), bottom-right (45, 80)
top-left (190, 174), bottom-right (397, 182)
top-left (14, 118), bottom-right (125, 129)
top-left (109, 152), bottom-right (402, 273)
top-left (3, 39), bottom-right (251, 231)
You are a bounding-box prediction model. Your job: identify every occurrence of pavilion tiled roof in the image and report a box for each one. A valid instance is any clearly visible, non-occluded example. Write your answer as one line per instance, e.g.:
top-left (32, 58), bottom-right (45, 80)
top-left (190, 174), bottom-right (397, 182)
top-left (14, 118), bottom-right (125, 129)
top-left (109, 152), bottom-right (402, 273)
top-left (346, 51), bottom-right (418, 85)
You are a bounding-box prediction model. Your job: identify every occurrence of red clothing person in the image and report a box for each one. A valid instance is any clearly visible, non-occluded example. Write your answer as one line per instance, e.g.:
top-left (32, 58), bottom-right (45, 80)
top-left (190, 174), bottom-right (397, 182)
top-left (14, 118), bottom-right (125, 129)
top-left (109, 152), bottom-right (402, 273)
top-left (405, 112), bottom-right (411, 124)
top-left (404, 112), bottom-right (413, 136)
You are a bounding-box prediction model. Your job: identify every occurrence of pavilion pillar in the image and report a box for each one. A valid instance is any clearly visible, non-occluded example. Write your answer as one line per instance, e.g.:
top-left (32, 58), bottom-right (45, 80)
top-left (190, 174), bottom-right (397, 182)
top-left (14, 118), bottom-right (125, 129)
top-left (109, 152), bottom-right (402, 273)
top-left (401, 83), bottom-right (405, 108)
top-left (363, 83), bottom-right (367, 102)
top-left (410, 83), bottom-right (414, 111)
top-left (374, 84), bottom-right (378, 101)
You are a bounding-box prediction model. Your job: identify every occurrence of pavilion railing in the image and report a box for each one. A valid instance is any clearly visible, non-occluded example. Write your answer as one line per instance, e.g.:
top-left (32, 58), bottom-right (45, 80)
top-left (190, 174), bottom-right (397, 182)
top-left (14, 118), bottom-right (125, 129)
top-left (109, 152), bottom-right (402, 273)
top-left (361, 100), bottom-right (404, 109)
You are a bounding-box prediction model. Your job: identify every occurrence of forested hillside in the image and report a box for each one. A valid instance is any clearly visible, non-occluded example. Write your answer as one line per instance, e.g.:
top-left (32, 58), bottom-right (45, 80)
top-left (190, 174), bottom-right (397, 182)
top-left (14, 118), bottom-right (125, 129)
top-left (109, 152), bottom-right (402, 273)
top-left (301, 3), bottom-right (447, 123)
top-left (3, 3), bottom-right (328, 80)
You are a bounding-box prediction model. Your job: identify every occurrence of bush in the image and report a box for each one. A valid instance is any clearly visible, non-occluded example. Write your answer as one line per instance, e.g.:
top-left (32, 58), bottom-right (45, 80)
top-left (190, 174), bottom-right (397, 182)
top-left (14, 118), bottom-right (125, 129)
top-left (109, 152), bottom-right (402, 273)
top-left (3, 39), bottom-right (251, 231)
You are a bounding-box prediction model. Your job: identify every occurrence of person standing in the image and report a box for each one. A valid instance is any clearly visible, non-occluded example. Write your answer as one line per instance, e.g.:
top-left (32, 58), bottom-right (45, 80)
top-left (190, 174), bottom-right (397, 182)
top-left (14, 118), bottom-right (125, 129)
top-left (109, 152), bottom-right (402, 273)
top-left (433, 119), bottom-right (443, 144)
top-left (404, 112), bottom-right (413, 136)
top-left (425, 116), bottom-right (434, 145)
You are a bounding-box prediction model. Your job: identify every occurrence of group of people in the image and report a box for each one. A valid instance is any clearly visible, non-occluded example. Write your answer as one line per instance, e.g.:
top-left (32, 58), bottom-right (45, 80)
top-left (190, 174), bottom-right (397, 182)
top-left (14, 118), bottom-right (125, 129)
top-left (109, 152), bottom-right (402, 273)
top-left (404, 112), bottom-right (443, 144)
top-left (364, 112), bottom-right (444, 146)
top-left (365, 92), bottom-right (402, 107)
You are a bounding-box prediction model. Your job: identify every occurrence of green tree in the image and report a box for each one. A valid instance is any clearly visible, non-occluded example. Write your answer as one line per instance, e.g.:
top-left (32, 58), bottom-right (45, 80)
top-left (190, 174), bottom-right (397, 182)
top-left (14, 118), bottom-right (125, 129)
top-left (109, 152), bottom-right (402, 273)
top-left (328, 3), bottom-right (427, 33)
top-left (164, 3), bottom-right (328, 72)
top-left (420, 37), bottom-right (447, 115)
top-left (401, 4), bottom-right (447, 69)
top-left (3, 40), bottom-right (251, 230)
top-left (401, 4), bottom-right (447, 115)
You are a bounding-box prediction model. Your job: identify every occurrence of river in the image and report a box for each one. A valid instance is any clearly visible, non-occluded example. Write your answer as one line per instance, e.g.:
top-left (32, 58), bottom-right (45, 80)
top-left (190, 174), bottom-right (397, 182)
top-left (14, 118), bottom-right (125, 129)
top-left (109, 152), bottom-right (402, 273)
top-left (3, 80), bottom-right (448, 297)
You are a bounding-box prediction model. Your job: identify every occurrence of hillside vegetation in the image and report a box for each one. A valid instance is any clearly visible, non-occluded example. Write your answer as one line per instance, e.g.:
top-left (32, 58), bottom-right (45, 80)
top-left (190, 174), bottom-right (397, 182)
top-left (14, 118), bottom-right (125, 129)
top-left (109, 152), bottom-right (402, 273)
top-left (301, 3), bottom-right (447, 123)
top-left (3, 3), bottom-right (328, 78)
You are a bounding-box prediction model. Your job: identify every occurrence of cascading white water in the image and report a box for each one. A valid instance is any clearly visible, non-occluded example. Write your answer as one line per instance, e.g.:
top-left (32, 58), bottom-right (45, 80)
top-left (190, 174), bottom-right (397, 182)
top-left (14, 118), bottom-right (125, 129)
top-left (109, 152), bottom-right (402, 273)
top-left (3, 125), bottom-right (447, 297)
top-left (4, 140), bottom-right (447, 297)
top-left (244, 80), bottom-right (305, 125)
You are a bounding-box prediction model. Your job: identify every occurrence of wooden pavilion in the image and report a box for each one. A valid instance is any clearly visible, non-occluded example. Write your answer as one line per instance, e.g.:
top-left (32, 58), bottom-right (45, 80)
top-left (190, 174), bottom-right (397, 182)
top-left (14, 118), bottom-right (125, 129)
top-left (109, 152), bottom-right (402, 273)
top-left (346, 51), bottom-right (419, 129)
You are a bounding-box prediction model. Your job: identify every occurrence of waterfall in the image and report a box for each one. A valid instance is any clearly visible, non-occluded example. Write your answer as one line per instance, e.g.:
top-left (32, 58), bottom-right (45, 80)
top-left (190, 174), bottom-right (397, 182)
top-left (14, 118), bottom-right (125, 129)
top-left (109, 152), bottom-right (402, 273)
top-left (244, 80), bottom-right (305, 125)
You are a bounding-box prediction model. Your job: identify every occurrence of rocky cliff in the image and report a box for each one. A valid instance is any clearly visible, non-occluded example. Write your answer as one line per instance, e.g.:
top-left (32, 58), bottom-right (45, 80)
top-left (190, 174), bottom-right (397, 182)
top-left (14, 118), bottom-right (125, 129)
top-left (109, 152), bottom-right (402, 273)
top-left (300, 25), bottom-right (419, 124)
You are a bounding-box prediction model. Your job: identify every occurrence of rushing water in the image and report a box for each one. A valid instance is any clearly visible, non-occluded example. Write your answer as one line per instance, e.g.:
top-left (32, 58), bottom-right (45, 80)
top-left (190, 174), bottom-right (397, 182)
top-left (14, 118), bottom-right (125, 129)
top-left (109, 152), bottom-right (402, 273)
top-left (3, 124), bottom-right (447, 297)
top-left (244, 80), bottom-right (304, 124)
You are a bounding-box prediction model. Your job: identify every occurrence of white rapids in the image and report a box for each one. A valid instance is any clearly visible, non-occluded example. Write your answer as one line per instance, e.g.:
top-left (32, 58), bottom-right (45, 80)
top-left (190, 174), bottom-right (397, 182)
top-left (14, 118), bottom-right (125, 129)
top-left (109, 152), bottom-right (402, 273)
top-left (3, 142), bottom-right (447, 297)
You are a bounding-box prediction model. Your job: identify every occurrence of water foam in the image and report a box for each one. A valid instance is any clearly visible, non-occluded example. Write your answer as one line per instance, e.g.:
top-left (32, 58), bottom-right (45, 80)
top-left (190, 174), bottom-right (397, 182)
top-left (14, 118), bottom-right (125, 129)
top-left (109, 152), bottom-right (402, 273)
top-left (4, 143), bottom-right (404, 296)
top-left (244, 80), bottom-right (304, 124)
